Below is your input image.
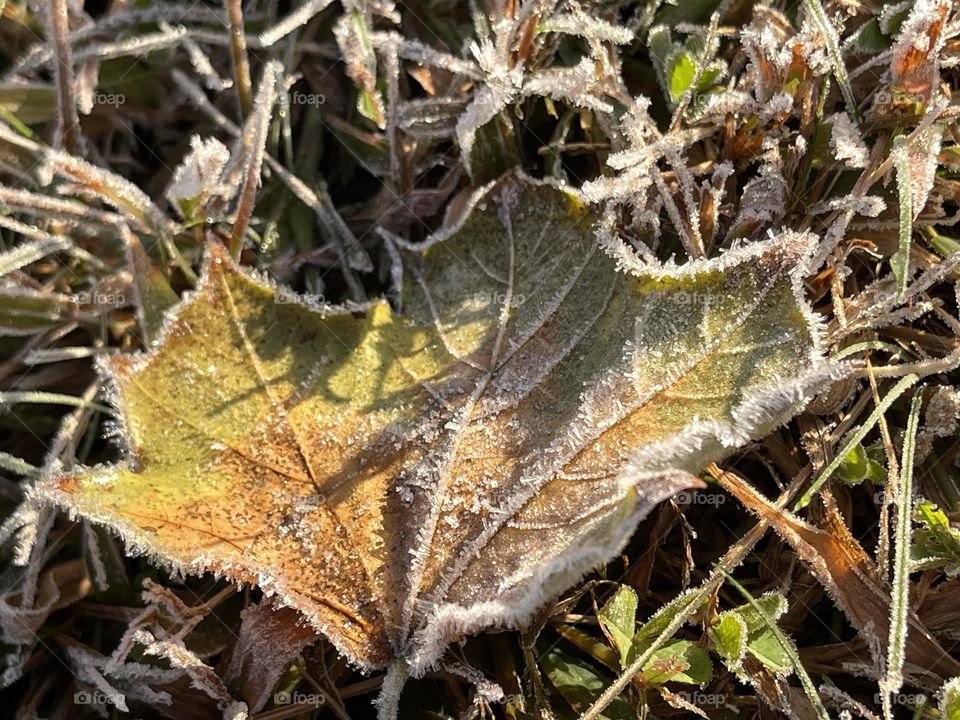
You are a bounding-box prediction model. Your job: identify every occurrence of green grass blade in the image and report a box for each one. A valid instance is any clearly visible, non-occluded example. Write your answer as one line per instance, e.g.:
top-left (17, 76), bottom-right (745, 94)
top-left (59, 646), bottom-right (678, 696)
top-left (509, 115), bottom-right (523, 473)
top-left (0, 391), bottom-right (112, 415)
top-left (0, 451), bottom-right (37, 475)
top-left (0, 235), bottom-right (73, 277)
top-left (891, 136), bottom-right (913, 301)
top-left (803, 0), bottom-right (860, 122)
top-left (831, 341), bottom-right (911, 362)
top-left (795, 373), bottom-right (919, 510)
top-left (882, 388), bottom-right (924, 714)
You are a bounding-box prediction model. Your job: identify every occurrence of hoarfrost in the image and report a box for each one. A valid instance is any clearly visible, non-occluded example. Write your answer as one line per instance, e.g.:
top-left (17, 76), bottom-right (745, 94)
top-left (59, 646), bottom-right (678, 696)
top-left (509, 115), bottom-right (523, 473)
top-left (39, 176), bottom-right (841, 720)
top-left (165, 135), bottom-right (230, 216)
top-left (829, 112), bottom-right (869, 168)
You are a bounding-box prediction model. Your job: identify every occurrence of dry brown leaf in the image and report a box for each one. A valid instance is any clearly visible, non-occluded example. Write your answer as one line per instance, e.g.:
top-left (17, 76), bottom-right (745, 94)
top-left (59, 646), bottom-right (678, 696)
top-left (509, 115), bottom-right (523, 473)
top-left (38, 175), bottom-right (839, 712)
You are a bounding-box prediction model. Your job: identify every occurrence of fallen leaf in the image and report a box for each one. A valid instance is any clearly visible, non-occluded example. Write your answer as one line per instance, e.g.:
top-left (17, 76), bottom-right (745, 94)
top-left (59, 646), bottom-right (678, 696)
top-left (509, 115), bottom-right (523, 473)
top-left (225, 602), bottom-right (320, 712)
top-left (40, 174), bottom-right (838, 707)
top-left (890, 0), bottom-right (950, 107)
top-left (0, 558), bottom-right (90, 645)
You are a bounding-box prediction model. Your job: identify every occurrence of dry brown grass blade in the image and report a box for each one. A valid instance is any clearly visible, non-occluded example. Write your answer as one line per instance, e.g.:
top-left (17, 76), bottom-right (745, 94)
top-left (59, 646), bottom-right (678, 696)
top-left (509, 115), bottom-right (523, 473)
top-left (46, 0), bottom-right (80, 153)
top-left (225, 0), bottom-right (252, 117)
top-left (711, 465), bottom-right (960, 682)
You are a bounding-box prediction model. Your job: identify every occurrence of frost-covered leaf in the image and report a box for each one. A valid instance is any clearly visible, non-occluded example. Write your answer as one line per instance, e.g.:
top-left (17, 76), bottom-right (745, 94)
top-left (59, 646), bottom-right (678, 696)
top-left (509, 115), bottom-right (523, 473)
top-left (912, 503), bottom-right (960, 577)
top-left (648, 26), bottom-right (724, 106)
top-left (0, 558), bottom-right (88, 646)
top-left (722, 472), bottom-right (960, 681)
top-left (598, 585), bottom-right (638, 668)
top-left (334, 9), bottom-right (386, 128)
top-left (828, 113), bottom-right (868, 169)
top-left (890, 0), bottom-right (951, 107)
top-left (836, 442), bottom-right (886, 486)
top-left (845, 17), bottom-right (888, 54)
top-left (892, 127), bottom-right (943, 298)
top-left (918, 386), bottom-right (960, 461)
top-left (165, 135), bottom-right (230, 221)
top-left (714, 592), bottom-right (793, 674)
top-left (40, 175), bottom-right (836, 709)
top-left (710, 611), bottom-right (747, 669)
top-left (942, 676), bottom-right (960, 720)
top-left (600, 585), bottom-right (711, 682)
top-left (631, 586), bottom-right (708, 645)
top-left (636, 639), bottom-right (712, 686)
top-left (720, 573), bottom-right (829, 719)
top-left (225, 602), bottom-right (319, 712)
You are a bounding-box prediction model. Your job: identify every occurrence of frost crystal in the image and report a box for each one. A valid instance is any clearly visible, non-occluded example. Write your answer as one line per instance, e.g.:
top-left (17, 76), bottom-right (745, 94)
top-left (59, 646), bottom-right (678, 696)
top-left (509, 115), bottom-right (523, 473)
top-left (165, 135), bottom-right (230, 216)
top-left (829, 113), bottom-right (869, 168)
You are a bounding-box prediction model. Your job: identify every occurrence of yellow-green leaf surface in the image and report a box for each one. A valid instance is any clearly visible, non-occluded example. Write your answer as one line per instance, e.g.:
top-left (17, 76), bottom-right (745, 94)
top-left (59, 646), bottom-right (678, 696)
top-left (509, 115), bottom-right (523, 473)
top-left (599, 585), bottom-right (639, 667)
top-left (41, 174), bottom-right (840, 695)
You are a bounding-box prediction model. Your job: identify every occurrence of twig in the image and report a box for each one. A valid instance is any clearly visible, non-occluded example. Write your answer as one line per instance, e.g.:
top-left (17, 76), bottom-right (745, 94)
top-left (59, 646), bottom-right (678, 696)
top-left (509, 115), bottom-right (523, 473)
top-left (229, 63), bottom-right (281, 259)
top-left (47, 0), bottom-right (81, 153)
top-left (226, 0), bottom-right (253, 118)
top-left (259, 0), bottom-right (335, 47)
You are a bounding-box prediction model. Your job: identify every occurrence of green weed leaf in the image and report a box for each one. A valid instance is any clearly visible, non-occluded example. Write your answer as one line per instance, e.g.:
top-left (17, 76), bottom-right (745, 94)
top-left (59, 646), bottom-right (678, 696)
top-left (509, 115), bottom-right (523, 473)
top-left (598, 585), bottom-right (639, 668)
top-left (913, 502), bottom-right (960, 577)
